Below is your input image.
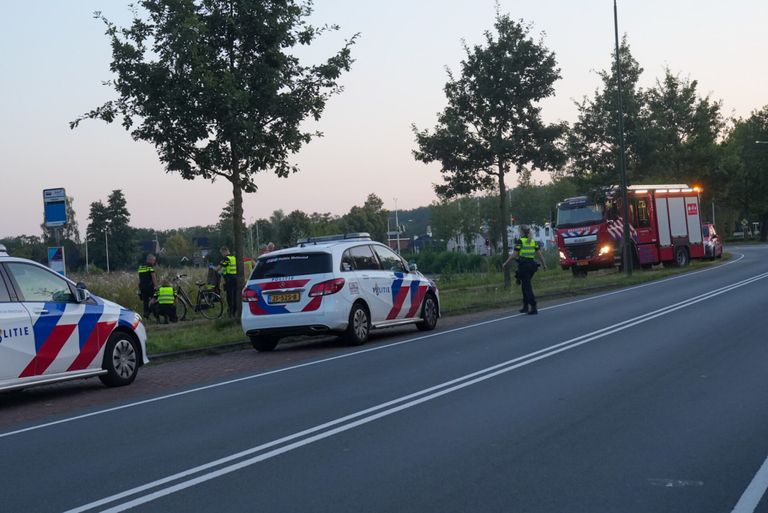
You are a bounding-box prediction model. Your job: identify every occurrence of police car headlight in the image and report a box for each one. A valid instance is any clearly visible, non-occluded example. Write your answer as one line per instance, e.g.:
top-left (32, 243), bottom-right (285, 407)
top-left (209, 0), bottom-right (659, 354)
top-left (598, 244), bottom-right (612, 256)
top-left (559, 251), bottom-right (566, 260)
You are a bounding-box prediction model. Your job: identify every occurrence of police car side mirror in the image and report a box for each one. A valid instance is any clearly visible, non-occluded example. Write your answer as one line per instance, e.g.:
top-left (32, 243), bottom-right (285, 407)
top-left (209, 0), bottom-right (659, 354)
top-left (408, 263), bottom-right (418, 272)
top-left (75, 282), bottom-right (91, 303)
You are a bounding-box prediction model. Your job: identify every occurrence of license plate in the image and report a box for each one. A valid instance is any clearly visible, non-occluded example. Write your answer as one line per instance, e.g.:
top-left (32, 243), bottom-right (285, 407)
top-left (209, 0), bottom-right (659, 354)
top-left (268, 292), bottom-right (300, 304)
top-left (577, 260), bottom-right (590, 266)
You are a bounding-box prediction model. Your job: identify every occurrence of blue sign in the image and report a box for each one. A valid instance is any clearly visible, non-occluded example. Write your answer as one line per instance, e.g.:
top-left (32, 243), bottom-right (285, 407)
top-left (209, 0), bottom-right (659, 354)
top-left (43, 188), bottom-right (67, 228)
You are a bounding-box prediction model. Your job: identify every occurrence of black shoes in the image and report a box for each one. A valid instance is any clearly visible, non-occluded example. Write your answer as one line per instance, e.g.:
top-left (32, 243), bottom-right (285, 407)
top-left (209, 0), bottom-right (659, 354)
top-left (519, 305), bottom-right (529, 313)
top-left (528, 303), bottom-right (538, 315)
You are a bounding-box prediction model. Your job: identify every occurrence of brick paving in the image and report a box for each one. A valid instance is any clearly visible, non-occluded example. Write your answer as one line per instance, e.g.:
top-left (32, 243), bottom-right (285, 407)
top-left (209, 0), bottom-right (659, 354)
top-left (0, 307), bottom-right (513, 431)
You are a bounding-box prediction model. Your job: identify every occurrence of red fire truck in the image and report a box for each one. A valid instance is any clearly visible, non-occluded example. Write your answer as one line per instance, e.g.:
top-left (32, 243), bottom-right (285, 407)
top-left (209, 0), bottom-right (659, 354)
top-left (555, 184), bottom-right (706, 276)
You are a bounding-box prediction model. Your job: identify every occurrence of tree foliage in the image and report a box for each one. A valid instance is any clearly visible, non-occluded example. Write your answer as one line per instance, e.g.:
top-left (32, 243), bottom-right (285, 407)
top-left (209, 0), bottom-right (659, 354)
top-left (567, 40), bottom-right (724, 190)
top-left (413, 12), bottom-right (565, 287)
top-left (642, 69), bottom-right (723, 185)
top-left (567, 38), bottom-right (646, 186)
top-left (73, 0), bottom-right (356, 312)
top-left (722, 107), bottom-right (768, 239)
top-left (87, 190), bottom-right (134, 270)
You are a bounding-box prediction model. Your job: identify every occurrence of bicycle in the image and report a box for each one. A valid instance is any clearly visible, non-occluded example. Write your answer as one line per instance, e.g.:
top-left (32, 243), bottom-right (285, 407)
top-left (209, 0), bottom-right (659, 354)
top-left (172, 273), bottom-right (224, 321)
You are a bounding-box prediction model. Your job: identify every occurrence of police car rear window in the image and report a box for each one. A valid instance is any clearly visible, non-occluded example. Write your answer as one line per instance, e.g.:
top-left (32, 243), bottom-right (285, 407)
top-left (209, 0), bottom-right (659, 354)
top-left (251, 253), bottom-right (332, 279)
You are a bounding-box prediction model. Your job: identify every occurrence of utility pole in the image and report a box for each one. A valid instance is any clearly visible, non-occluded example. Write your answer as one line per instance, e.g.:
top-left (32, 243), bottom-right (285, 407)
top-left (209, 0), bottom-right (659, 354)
top-left (85, 230), bottom-right (89, 273)
top-left (614, 0), bottom-right (632, 276)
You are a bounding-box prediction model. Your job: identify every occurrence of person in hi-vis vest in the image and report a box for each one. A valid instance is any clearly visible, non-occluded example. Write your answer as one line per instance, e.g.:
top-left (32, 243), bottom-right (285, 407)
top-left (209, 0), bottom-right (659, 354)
top-left (503, 225), bottom-right (547, 315)
top-left (151, 279), bottom-right (178, 323)
top-left (216, 246), bottom-right (238, 317)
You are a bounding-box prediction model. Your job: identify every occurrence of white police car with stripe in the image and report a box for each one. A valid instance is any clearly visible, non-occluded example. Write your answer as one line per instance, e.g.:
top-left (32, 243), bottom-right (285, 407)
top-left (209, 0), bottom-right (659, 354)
top-left (241, 233), bottom-right (440, 351)
top-left (0, 244), bottom-right (148, 392)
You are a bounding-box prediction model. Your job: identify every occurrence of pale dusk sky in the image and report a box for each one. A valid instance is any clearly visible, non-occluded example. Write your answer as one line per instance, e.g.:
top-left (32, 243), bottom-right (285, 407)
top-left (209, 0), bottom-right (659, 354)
top-left (1, 0), bottom-right (766, 237)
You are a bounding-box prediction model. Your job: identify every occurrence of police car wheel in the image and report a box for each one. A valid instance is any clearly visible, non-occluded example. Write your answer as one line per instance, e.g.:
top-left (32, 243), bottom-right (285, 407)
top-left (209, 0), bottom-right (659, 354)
top-left (344, 303), bottom-right (370, 346)
top-left (416, 294), bottom-right (438, 331)
top-left (251, 335), bottom-right (279, 352)
top-left (99, 333), bottom-right (140, 387)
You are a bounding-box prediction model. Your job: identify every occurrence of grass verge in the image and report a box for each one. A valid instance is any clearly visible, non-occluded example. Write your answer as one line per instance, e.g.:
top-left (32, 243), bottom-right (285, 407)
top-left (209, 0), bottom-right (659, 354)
top-left (145, 255), bottom-right (730, 355)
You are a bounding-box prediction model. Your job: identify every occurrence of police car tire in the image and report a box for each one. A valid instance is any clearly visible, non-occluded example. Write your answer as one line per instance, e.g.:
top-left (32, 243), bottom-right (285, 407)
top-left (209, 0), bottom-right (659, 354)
top-left (416, 294), bottom-right (438, 331)
top-left (344, 303), bottom-right (370, 346)
top-left (251, 335), bottom-right (279, 352)
top-left (99, 332), bottom-right (140, 387)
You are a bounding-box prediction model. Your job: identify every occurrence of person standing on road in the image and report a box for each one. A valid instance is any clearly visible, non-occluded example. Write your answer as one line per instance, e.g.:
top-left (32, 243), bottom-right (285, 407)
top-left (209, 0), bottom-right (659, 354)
top-left (216, 246), bottom-right (238, 317)
top-left (503, 225), bottom-right (547, 315)
top-left (137, 254), bottom-right (157, 317)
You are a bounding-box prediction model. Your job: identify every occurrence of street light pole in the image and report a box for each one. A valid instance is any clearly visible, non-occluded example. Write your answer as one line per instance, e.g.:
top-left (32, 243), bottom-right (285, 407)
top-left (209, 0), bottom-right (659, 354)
top-left (394, 198), bottom-right (401, 254)
top-left (105, 230), bottom-right (110, 273)
top-left (248, 218), bottom-right (254, 257)
top-left (614, 0), bottom-right (632, 276)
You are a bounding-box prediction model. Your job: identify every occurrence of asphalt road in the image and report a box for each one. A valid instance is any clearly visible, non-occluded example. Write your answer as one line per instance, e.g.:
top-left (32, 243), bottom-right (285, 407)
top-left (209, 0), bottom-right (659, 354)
top-left (2, 245), bottom-right (768, 513)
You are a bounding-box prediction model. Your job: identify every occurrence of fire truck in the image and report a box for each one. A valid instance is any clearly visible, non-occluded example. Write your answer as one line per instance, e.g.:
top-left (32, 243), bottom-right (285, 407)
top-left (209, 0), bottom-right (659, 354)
top-left (555, 184), bottom-right (706, 276)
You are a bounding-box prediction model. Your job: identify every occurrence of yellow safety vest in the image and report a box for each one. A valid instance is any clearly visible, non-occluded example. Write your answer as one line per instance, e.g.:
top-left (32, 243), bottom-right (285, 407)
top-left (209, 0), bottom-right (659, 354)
top-left (222, 255), bottom-right (237, 275)
top-left (156, 286), bottom-right (175, 305)
top-left (518, 238), bottom-right (538, 259)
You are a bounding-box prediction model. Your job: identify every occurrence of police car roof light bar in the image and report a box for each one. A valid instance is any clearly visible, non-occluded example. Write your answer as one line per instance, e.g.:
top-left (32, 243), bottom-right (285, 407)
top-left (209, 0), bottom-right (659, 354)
top-left (0, 244), bottom-right (7, 256)
top-left (297, 233), bottom-right (371, 246)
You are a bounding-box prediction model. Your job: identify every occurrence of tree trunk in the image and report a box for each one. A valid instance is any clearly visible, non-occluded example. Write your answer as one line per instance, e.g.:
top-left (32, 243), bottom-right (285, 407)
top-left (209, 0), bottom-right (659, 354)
top-left (231, 171), bottom-right (245, 318)
top-left (498, 159), bottom-right (511, 289)
top-left (761, 213), bottom-right (768, 242)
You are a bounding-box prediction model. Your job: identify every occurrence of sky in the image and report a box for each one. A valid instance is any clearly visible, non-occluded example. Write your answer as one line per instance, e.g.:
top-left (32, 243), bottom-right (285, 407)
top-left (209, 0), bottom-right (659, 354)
top-left (1, 0), bottom-right (767, 238)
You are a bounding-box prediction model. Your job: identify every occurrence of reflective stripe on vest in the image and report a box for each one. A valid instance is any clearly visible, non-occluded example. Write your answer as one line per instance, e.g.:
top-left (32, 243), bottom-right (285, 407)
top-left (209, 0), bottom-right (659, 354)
top-left (223, 255), bottom-right (237, 275)
top-left (138, 265), bottom-right (154, 274)
top-left (157, 286), bottom-right (175, 305)
top-left (518, 238), bottom-right (537, 259)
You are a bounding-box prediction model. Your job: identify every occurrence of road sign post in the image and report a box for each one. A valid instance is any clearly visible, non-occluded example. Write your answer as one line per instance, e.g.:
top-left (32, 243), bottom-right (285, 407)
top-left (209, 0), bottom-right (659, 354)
top-left (43, 188), bottom-right (68, 274)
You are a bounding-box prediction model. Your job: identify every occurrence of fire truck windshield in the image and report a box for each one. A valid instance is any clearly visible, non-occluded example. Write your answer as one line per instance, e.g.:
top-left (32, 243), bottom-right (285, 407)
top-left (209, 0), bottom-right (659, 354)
top-left (556, 203), bottom-right (604, 228)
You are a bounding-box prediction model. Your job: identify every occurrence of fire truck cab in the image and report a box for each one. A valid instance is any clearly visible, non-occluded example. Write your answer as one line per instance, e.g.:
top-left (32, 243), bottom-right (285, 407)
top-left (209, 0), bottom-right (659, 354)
top-left (556, 184), bottom-right (706, 276)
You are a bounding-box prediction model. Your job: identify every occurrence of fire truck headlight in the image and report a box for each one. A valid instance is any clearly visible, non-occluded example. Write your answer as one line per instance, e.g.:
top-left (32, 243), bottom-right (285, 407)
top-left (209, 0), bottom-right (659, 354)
top-left (559, 251), bottom-right (566, 260)
top-left (598, 244), bottom-right (612, 256)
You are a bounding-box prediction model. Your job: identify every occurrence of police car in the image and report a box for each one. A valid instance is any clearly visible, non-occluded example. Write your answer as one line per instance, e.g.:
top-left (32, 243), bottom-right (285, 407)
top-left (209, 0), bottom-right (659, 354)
top-left (0, 244), bottom-right (148, 392)
top-left (241, 233), bottom-right (440, 351)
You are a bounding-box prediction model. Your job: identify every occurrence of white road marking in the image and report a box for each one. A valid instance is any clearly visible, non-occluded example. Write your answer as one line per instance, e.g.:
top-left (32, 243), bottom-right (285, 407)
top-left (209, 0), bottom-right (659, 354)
top-left (63, 268), bottom-right (768, 513)
top-left (0, 253), bottom-right (746, 441)
top-left (731, 453), bottom-right (768, 513)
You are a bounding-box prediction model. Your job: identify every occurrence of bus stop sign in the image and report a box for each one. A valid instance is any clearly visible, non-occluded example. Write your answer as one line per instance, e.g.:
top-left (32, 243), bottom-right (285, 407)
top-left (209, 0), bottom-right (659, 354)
top-left (43, 188), bottom-right (67, 228)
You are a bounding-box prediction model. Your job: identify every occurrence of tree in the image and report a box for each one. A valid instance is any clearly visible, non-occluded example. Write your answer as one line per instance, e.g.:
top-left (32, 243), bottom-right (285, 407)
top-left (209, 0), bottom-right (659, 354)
top-left (642, 69), bottom-right (723, 185)
top-left (163, 232), bottom-right (195, 264)
top-left (217, 199), bottom-right (235, 247)
top-left (86, 190), bottom-right (134, 270)
top-left (72, 0), bottom-right (356, 314)
top-left (413, 13), bottom-right (565, 287)
top-left (567, 38), bottom-right (646, 187)
top-left (430, 200), bottom-right (462, 248)
top-left (86, 200), bottom-right (110, 269)
top-left (339, 194), bottom-right (387, 243)
top-left (722, 107), bottom-right (768, 240)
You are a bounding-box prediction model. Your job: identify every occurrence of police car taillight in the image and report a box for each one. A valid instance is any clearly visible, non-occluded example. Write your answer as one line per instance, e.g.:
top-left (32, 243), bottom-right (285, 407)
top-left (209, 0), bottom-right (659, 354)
top-left (242, 288), bottom-right (259, 302)
top-left (309, 278), bottom-right (345, 297)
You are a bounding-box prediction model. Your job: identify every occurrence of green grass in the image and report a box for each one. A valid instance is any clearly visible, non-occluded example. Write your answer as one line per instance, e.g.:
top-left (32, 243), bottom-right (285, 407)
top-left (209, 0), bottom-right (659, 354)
top-left (78, 257), bottom-right (731, 356)
top-left (437, 255), bottom-right (731, 315)
top-left (145, 318), bottom-right (245, 354)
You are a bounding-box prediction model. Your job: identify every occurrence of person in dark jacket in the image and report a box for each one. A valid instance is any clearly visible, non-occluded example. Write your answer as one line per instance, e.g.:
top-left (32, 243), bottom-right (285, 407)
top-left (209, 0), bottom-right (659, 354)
top-left (137, 254), bottom-right (157, 316)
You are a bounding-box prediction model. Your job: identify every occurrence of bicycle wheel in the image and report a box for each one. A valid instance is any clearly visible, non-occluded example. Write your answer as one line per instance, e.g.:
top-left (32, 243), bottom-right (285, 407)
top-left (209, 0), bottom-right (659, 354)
top-left (176, 298), bottom-right (188, 321)
top-left (198, 291), bottom-right (224, 320)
